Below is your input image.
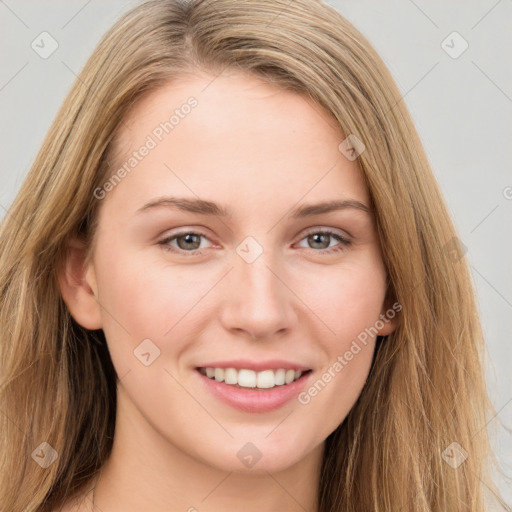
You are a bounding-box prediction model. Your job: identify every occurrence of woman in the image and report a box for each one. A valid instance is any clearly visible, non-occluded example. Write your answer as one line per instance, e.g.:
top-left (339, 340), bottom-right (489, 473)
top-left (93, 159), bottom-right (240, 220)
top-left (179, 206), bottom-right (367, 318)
top-left (0, 0), bottom-right (507, 510)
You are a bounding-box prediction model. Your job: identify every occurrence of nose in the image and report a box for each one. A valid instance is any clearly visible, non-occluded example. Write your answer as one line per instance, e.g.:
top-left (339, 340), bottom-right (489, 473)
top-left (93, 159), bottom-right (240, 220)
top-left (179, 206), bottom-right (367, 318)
top-left (218, 248), bottom-right (298, 340)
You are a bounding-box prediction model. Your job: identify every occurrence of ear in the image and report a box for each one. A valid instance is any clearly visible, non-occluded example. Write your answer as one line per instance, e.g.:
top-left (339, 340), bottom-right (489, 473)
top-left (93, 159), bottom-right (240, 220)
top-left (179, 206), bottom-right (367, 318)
top-left (376, 295), bottom-right (400, 337)
top-left (57, 239), bottom-right (103, 330)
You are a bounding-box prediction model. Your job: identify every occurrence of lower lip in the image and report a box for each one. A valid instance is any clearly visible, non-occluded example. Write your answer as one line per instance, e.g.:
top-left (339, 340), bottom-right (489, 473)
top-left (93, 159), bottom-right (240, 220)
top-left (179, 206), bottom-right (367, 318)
top-left (196, 370), bottom-right (312, 413)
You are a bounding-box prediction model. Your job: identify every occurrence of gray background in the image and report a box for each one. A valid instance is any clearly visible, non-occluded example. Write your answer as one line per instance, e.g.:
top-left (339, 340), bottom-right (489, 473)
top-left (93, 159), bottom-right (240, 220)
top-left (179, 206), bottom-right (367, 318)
top-left (0, 0), bottom-right (510, 503)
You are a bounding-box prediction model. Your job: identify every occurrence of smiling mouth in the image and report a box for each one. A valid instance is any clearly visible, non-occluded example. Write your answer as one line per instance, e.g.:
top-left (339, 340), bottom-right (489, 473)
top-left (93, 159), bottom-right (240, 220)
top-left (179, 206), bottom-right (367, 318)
top-left (197, 367), bottom-right (312, 390)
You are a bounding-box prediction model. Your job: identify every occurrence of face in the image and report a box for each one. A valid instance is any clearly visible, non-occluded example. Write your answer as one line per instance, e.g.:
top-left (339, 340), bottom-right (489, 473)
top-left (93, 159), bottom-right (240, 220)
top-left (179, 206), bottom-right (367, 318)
top-left (62, 70), bottom-right (396, 475)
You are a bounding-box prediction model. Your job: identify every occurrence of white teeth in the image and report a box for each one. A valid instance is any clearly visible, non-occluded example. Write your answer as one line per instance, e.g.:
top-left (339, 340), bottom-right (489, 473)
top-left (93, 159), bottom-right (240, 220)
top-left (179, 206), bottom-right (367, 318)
top-left (285, 369), bottom-right (295, 384)
top-left (224, 367), bottom-right (238, 385)
top-left (274, 368), bottom-right (285, 385)
top-left (256, 370), bottom-right (275, 389)
top-left (202, 367), bottom-right (306, 389)
top-left (238, 369), bottom-right (256, 388)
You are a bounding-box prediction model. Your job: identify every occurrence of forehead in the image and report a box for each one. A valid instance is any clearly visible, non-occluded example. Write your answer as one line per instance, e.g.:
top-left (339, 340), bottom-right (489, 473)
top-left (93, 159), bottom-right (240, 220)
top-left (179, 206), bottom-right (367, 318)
top-left (102, 71), bottom-right (369, 217)
top-left (115, 70), bottom-right (341, 149)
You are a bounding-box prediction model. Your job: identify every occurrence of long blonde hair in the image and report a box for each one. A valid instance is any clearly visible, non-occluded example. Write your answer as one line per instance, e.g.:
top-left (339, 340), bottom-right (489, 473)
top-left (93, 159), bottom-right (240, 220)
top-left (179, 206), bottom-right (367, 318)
top-left (0, 1), bottom-right (507, 510)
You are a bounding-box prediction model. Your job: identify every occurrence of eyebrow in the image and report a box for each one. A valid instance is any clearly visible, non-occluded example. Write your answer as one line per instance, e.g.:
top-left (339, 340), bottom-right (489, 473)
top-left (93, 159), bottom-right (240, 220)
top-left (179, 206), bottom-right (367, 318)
top-left (136, 196), bottom-right (371, 218)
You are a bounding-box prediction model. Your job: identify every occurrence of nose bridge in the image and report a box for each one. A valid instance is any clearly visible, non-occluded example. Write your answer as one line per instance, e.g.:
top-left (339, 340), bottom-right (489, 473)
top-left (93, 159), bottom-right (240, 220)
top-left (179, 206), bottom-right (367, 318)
top-left (239, 248), bottom-right (280, 299)
top-left (219, 235), bottom-right (296, 338)
top-left (237, 237), bottom-right (284, 304)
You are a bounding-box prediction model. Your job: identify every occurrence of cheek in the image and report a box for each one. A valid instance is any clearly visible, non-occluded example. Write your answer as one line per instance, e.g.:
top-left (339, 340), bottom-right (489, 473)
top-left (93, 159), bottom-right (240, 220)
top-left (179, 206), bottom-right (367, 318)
top-left (292, 259), bottom-right (386, 429)
top-left (92, 242), bottom-right (208, 374)
top-left (296, 256), bottom-right (387, 342)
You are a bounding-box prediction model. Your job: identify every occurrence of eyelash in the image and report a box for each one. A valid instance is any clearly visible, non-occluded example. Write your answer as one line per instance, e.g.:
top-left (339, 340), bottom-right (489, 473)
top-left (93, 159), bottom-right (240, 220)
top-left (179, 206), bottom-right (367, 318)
top-left (158, 228), bottom-right (351, 256)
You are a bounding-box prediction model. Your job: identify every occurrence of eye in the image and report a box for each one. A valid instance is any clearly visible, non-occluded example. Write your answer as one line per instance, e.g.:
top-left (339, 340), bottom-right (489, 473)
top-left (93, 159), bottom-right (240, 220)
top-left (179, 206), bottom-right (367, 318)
top-left (296, 229), bottom-right (351, 254)
top-left (158, 229), bottom-right (351, 256)
top-left (159, 231), bottom-right (212, 253)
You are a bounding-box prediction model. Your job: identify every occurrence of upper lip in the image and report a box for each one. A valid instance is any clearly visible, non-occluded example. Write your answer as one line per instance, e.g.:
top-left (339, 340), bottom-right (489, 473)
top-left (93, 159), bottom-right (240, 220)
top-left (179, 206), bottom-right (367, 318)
top-left (196, 359), bottom-right (312, 372)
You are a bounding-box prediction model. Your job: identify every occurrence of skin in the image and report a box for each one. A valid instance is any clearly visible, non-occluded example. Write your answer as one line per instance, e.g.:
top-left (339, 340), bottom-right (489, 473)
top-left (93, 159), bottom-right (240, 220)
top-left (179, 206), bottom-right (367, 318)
top-left (58, 70), bottom-right (396, 512)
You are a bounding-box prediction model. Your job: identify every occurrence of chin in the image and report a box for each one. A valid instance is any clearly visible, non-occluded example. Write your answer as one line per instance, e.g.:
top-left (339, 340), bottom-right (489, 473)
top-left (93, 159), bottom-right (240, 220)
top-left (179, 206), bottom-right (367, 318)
top-left (200, 434), bottom-right (316, 475)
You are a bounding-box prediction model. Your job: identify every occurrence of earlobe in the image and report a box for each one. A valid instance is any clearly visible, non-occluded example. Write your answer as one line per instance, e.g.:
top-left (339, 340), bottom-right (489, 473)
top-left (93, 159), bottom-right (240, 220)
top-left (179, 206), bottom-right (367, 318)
top-left (58, 239), bottom-right (103, 330)
top-left (376, 315), bottom-right (396, 337)
top-left (376, 298), bottom-right (400, 337)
